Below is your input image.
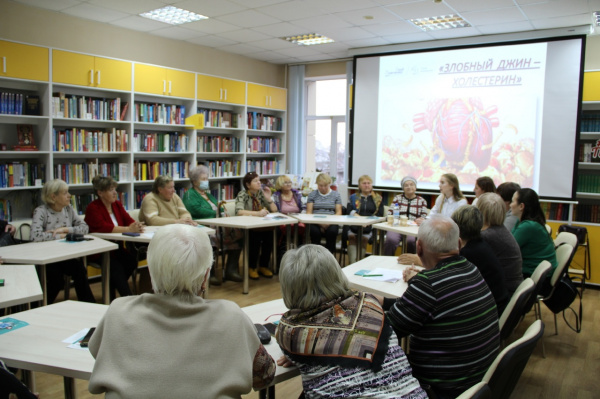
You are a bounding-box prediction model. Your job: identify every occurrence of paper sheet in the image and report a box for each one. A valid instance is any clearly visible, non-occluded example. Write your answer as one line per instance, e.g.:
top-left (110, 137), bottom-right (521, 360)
top-left (63, 328), bottom-right (92, 350)
top-left (362, 268), bottom-right (404, 283)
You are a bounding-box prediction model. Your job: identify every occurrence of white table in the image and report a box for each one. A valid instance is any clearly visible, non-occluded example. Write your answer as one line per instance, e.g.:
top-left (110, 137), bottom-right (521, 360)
top-left (372, 222), bottom-right (420, 254)
top-left (0, 237), bottom-right (118, 305)
top-left (290, 214), bottom-right (385, 259)
top-left (90, 225), bottom-right (216, 243)
top-left (0, 299), bottom-right (296, 399)
top-left (343, 256), bottom-right (413, 298)
top-left (195, 214), bottom-right (298, 294)
top-left (0, 265), bottom-right (43, 308)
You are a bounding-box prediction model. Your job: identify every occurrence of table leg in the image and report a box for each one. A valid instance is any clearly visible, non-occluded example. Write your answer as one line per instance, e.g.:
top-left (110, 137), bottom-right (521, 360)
top-left (243, 230), bottom-right (249, 294)
top-left (101, 252), bottom-right (110, 305)
top-left (272, 227), bottom-right (278, 274)
top-left (357, 226), bottom-right (363, 260)
top-left (378, 230), bottom-right (385, 255)
top-left (21, 369), bottom-right (35, 393)
top-left (293, 223), bottom-right (298, 247)
top-left (304, 223), bottom-right (310, 245)
top-left (286, 225), bottom-right (291, 249)
top-left (63, 376), bottom-right (76, 399)
top-left (259, 385), bottom-right (276, 399)
top-left (37, 264), bottom-right (48, 306)
top-left (401, 235), bottom-right (408, 255)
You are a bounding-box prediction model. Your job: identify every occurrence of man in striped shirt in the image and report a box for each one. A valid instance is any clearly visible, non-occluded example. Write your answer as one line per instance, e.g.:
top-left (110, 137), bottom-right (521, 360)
top-left (385, 215), bottom-right (500, 398)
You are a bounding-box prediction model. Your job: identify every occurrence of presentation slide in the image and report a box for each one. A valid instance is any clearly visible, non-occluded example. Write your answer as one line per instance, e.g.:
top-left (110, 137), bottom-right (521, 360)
top-left (352, 37), bottom-right (584, 199)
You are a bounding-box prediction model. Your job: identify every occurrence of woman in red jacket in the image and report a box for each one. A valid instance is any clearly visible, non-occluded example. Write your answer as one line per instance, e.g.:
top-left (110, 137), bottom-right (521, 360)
top-left (85, 176), bottom-right (144, 298)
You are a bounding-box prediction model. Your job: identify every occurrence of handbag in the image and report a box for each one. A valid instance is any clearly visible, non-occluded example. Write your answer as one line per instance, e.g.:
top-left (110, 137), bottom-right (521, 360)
top-left (543, 275), bottom-right (582, 333)
top-left (557, 224), bottom-right (587, 245)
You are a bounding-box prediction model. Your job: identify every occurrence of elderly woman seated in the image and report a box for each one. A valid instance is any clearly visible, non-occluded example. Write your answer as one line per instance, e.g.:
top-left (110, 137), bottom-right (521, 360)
top-left (88, 225), bottom-right (276, 398)
top-left (275, 244), bottom-right (427, 399)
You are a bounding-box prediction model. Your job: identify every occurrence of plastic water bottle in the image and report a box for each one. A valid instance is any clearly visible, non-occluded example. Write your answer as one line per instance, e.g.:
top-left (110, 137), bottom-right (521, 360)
top-left (393, 202), bottom-right (400, 226)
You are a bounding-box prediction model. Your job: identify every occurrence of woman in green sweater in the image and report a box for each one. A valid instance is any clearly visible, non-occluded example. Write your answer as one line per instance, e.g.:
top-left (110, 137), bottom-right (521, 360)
top-left (182, 165), bottom-right (242, 285)
top-left (510, 188), bottom-right (557, 294)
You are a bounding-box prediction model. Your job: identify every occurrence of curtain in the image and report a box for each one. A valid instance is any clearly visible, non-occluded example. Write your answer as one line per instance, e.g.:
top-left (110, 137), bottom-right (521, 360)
top-left (287, 65), bottom-right (306, 175)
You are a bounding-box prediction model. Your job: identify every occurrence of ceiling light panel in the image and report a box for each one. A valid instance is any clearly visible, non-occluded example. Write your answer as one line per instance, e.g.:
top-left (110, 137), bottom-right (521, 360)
top-left (140, 6), bottom-right (208, 25)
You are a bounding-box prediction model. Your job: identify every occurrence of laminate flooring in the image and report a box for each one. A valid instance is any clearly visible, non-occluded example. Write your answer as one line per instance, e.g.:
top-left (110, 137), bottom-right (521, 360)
top-left (9, 268), bottom-right (600, 399)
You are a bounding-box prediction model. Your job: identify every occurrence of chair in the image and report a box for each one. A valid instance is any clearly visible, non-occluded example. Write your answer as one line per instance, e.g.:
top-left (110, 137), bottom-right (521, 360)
top-left (482, 319), bottom-right (545, 399)
top-left (554, 232), bottom-right (578, 250)
top-left (545, 224), bottom-right (552, 235)
top-left (555, 230), bottom-right (589, 290)
top-left (455, 382), bottom-right (492, 399)
top-left (126, 208), bottom-right (147, 294)
top-left (498, 278), bottom-right (535, 342)
top-left (127, 209), bottom-right (141, 222)
top-left (525, 260), bottom-right (552, 318)
top-left (541, 243), bottom-right (577, 335)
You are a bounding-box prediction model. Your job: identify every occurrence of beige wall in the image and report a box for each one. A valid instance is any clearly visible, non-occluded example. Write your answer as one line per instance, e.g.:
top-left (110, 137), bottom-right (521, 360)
top-left (0, 0), bottom-right (285, 87)
top-left (585, 35), bottom-right (600, 71)
top-left (305, 61), bottom-right (347, 78)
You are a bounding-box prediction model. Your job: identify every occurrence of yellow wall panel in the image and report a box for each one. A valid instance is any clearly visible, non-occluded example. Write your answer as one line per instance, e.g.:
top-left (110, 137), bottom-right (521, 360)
top-left (197, 74), bottom-right (223, 102)
top-left (53, 50), bottom-right (94, 86)
top-left (0, 40), bottom-right (48, 81)
top-left (134, 63), bottom-right (166, 95)
top-left (94, 56), bottom-right (131, 91)
top-left (582, 71), bottom-right (600, 102)
top-left (167, 68), bottom-right (195, 99)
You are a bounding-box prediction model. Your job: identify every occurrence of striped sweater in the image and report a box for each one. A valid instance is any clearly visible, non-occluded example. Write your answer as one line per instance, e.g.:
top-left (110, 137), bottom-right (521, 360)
top-left (386, 255), bottom-right (500, 396)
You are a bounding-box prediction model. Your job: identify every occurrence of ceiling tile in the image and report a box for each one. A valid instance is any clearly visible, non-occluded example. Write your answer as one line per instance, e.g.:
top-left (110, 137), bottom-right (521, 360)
top-left (219, 29), bottom-right (272, 42)
top-left (291, 15), bottom-right (353, 31)
top-left (183, 19), bottom-right (240, 34)
top-left (445, 0), bottom-right (516, 13)
top-left (228, 0), bottom-right (290, 8)
top-left (255, 2), bottom-right (324, 20)
top-left (61, 3), bottom-right (130, 23)
top-left (312, 42), bottom-right (351, 53)
top-left (110, 15), bottom-right (170, 32)
top-left (321, 27), bottom-right (376, 42)
top-left (185, 35), bottom-right (238, 47)
top-left (382, 31), bottom-right (435, 44)
top-left (362, 20), bottom-right (423, 36)
top-left (170, 0), bottom-right (247, 18)
top-left (343, 37), bottom-right (392, 48)
top-left (521, 0), bottom-right (589, 19)
top-left (216, 9), bottom-right (282, 28)
top-left (333, 7), bottom-right (402, 26)
top-left (150, 26), bottom-right (203, 40)
top-left (303, 0), bottom-right (380, 13)
top-left (87, 0), bottom-right (166, 14)
top-left (462, 7), bottom-right (527, 26)
top-left (274, 46), bottom-right (324, 57)
top-left (11, 0), bottom-right (82, 11)
top-left (246, 38), bottom-right (298, 51)
top-left (253, 22), bottom-right (311, 37)
top-left (476, 21), bottom-right (534, 35)
top-left (386, 2), bottom-right (457, 20)
top-left (426, 26), bottom-right (482, 40)
top-left (531, 13), bottom-right (593, 29)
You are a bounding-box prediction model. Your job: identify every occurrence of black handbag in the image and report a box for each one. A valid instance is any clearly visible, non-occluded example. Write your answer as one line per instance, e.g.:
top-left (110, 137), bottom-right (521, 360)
top-left (557, 224), bottom-right (587, 245)
top-left (543, 275), bottom-right (582, 333)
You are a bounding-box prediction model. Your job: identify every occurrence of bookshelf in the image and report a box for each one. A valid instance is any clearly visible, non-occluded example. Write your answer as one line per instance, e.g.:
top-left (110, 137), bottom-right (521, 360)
top-left (0, 39), bottom-right (287, 222)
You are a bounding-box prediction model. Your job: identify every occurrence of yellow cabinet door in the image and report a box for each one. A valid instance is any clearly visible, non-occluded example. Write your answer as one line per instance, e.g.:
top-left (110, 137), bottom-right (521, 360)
top-left (166, 69), bottom-right (195, 99)
top-left (53, 50), bottom-right (95, 86)
top-left (94, 57), bottom-right (131, 91)
top-left (247, 83), bottom-right (270, 108)
top-left (197, 74), bottom-right (223, 102)
top-left (222, 78), bottom-right (246, 105)
top-left (134, 64), bottom-right (167, 95)
top-left (583, 71), bottom-right (600, 102)
top-left (0, 40), bottom-right (48, 81)
top-left (269, 86), bottom-right (287, 110)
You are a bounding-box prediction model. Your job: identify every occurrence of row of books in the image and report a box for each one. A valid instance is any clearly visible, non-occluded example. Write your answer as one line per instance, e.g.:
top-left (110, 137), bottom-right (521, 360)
top-left (577, 174), bottom-right (600, 193)
top-left (133, 160), bottom-right (190, 181)
top-left (51, 93), bottom-right (123, 121)
top-left (69, 192), bottom-right (128, 215)
top-left (197, 108), bottom-right (242, 129)
top-left (540, 202), bottom-right (570, 221)
top-left (132, 132), bottom-right (189, 153)
top-left (581, 113), bottom-right (600, 132)
top-left (52, 128), bottom-right (128, 152)
top-left (247, 137), bottom-right (281, 153)
top-left (0, 199), bottom-right (11, 221)
top-left (134, 188), bottom-right (185, 208)
top-left (0, 162), bottom-right (45, 188)
top-left (205, 160), bottom-right (242, 178)
top-left (135, 103), bottom-right (186, 125)
top-left (246, 160), bottom-right (282, 176)
top-left (579, 142), bottom-right (600, 162)
top-left (247, 112), bottom-right (283, 131)
top-left (214, 183), bottom-right (238, 201)
top-left (0, 92), bottom-right (24, 115)
top-left (573, 204), bottom-right (600, 223)
top-left (54, 162), bottom-right (129, 184)
top-left (197, 136), bottom-right (241, 153)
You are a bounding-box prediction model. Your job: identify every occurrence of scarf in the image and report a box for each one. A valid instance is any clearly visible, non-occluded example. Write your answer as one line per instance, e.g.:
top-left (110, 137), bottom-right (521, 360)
top-left (249, 192), bottom-right (261, 211)
top-left (276, 291), bottom-right (392, 371)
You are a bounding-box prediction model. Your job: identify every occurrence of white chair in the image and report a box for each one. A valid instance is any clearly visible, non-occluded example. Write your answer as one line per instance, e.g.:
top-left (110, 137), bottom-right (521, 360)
top-left (554, 232), bottom-right (578, 250)
top-left (498, 278), bottom-right (534, 342)
top-left (455, 382), bottom-right (491, 399)
top-left (127, 209), bottom-right (141, 222)
top-left (541, 243), bottom-right (576, 335)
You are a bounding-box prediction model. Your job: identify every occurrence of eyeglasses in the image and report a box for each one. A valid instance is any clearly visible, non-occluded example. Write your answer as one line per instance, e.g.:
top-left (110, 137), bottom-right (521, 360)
top-left (283, 181), bottom-right (292, 185)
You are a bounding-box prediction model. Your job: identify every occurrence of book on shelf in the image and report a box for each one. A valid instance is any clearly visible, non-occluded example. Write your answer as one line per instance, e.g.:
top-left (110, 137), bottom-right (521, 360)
top-left (14, 124), bottom-right (37, 151)
top-left (0, 162), bottom-right (45, 188)
top-left (0, 92), bottom-right (24, 115)
top-left (132, 132), bottom-right (189, 152)
top-left (51, 93), bottom-right (121, 120)
top-left (197, 108), bottom-right (242, 128)
top-left (133, 160), bottom-right (190, 181)
top-left (197, 135), bottom-right (241, 152)
top-left (135, 103), bottom-right (186, 125)
top-left (0, 199), bottom-right (12, 221)
top-left (120, 102), bottom-right (129, 121)
top-left (25, 95), bottom-right (40, 116)
top-left (247, 112), bottom-right (282, 131)
top-left (53, 128), bottom-right (128, 152)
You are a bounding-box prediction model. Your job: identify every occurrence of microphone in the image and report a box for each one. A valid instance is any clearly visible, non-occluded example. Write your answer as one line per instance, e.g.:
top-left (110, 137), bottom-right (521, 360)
top-left (65, 233), bottom-right (85, 241)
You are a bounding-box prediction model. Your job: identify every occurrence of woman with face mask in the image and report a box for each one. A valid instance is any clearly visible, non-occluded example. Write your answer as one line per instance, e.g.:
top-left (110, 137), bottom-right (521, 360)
top-left (183, 165), bottom-right (243, 285)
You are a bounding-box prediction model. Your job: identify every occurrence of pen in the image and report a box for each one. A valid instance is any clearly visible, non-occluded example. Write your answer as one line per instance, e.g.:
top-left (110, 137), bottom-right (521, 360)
top-left (363, 274), bottom-right (383, 277)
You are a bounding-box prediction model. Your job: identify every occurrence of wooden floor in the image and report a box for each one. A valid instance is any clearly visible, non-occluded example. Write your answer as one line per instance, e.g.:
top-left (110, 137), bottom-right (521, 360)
top-left (12, 268), bottom-right (600, 399)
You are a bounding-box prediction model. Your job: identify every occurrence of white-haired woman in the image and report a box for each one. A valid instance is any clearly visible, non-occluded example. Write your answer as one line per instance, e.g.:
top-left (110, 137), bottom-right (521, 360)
top-left (275, 244), bottom-right (427, 399)
top-left (139, 175), bottom-right (197, 226)
top-left (89, 225), bottom-right (276, 398)
top-left (31, 179), bottom-right (95, 303)
top-left (183, 165), bottom-right (242, 284)
top-left (306, 173), bottom-right (342, 254)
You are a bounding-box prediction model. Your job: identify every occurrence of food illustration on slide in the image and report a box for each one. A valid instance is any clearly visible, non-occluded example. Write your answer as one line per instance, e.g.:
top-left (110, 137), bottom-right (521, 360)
top-left (381, 97), bottom-right (535, 188)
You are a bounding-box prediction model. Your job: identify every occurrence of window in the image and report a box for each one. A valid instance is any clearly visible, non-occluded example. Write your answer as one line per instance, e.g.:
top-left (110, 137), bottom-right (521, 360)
top-left (305, 78), bottom-right (347, 184)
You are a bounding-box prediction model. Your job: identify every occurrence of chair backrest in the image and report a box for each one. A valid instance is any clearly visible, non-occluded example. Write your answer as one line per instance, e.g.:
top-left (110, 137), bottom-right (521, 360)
top-left (221, 201), bottom-right (236, 217)
top-left (14, 222), bottom-right (32, 242)
top-left (551, 243), bottom-right (574, 287)
top-left (545, 224), bottom-right (552, 235)
top-left (498, 278), bottom-right (535, 341)
top-left (483, 320), bottom-right (544, 399)
top-left (455, 382), bottom-right (492, 399)
top-left (554, 232), bottom-right (578, 250)
top-left (523, 261), bottom-right (552, 314)
top-left (128, 209), bottom-right (141, 222)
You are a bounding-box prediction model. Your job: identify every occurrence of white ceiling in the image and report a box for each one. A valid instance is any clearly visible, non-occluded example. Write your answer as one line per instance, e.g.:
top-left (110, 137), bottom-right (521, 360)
top-left (9, 0), bottom-right (600, 64)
